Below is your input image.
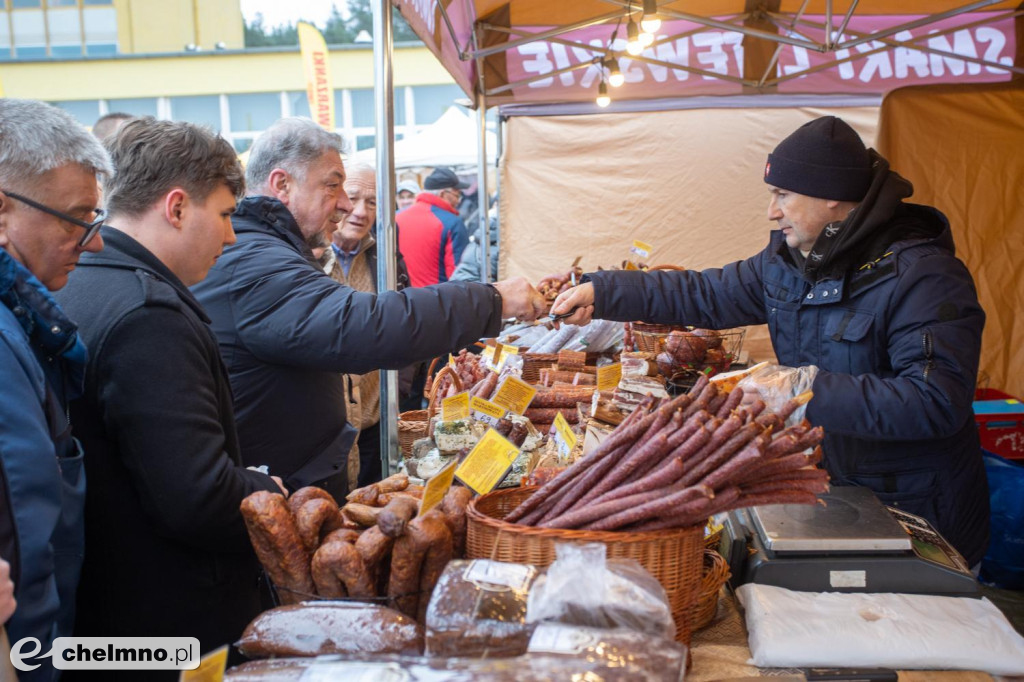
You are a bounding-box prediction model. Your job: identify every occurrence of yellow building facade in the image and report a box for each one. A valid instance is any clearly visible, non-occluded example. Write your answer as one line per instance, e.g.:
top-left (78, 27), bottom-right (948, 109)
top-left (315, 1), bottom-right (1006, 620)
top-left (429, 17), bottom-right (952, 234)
top-left (0, 0), bottom-right (460, 151)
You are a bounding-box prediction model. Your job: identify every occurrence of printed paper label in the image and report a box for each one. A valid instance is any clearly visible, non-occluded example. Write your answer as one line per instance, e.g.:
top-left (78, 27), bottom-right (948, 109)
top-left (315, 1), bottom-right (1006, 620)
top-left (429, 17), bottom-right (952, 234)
top-left (630, 239), bottom-right (653, 260)
top-left (470, 396), bottom-right (507, 427)
top-left (528, 624), bottom-right (598, 655)
top-left (596, 363), bottom-right (622, 391)
top-left (491, 376), bottom-right (537, 415)
top-left (455, 429), bottom-right (520, 494)
top-left (442, 392), bottom-right (470, 421)
top-left (552, 413), bottom-right (577, 458)
top-left (418, 460), bottom-right (457, 517)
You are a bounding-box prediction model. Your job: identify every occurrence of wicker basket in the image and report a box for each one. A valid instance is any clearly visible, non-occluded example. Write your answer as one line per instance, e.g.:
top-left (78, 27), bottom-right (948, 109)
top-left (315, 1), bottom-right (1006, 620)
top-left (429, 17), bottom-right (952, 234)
top-left (465, 486), bottom-right (705, 645)
top-left (397, 366), bottom-right (461, 457)
top-left (692, 549), bottom-right (731, 631)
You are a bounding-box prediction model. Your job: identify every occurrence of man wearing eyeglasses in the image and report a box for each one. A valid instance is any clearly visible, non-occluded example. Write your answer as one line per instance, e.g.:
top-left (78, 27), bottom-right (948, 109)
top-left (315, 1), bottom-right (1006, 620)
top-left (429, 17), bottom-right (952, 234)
top-left (396, 166), bottom-right (471, 288)
top-left (0, 98), bottom-right (111, 681)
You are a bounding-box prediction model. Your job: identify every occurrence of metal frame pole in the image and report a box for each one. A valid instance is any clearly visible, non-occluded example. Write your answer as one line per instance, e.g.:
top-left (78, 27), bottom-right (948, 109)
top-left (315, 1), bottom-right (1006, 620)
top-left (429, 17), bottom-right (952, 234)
top-left (373, 0), bottom-right (399, 477)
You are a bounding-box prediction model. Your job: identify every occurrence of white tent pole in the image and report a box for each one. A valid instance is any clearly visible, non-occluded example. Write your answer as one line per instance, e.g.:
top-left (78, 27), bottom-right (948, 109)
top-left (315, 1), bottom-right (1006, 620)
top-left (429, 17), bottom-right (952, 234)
top-left (373, 0), bottom-right (399, 477)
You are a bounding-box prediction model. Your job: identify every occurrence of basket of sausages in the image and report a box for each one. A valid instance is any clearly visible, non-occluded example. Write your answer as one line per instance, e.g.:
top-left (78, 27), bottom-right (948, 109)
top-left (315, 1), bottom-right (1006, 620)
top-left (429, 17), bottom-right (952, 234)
top-left (466, 373), bottom-right (829, 645)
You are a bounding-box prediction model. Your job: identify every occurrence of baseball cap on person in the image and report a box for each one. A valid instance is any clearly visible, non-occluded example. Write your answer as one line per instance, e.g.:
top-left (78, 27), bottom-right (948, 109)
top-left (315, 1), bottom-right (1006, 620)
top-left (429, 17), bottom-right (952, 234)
top-left (764, 116), bottom-right (872, 202)
top-left (423, 167), bottom-right (470, 191)
top-left (396, 180), bottom-right (421, 196)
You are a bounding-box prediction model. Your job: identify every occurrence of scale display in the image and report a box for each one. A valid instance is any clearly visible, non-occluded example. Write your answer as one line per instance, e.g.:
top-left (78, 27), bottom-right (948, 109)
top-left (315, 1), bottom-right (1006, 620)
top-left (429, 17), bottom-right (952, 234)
top-left (723, 487), bottom-right (978, 596)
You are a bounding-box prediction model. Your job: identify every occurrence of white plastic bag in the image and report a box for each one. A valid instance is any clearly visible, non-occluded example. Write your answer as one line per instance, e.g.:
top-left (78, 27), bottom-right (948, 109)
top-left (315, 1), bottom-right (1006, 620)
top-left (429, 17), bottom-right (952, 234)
top-left (737, 583), bottom-right (1024, 674)
top-left (525, 543), bottom-right (675, 640)
top-left (737, 363), bottom-right (818, 425)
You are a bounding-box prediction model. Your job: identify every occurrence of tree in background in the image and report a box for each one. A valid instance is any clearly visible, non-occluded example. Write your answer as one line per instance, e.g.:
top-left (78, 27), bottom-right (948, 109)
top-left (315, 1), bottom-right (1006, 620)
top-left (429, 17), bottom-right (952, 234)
top-left (245, 1), bottom-right (421, 47)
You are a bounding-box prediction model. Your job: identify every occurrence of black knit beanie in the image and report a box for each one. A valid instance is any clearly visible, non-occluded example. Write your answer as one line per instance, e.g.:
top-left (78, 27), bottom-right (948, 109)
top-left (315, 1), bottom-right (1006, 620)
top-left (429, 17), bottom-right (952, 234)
top-left (764, 116), bottom-right (872, 201)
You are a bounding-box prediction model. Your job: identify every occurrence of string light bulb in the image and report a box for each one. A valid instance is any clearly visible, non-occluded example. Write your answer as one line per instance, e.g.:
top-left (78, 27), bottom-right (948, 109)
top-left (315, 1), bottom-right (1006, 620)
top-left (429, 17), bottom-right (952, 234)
top-left (639, 29), bottom-right (655, 47)
top-left (605, 58), bottom-right (624, 87)
top-left (641, 0), bottom-right (661, 33)
top-left (626, 18), bottom-right (643, 56)
top-left (596, 80), bottom-right (611, 107)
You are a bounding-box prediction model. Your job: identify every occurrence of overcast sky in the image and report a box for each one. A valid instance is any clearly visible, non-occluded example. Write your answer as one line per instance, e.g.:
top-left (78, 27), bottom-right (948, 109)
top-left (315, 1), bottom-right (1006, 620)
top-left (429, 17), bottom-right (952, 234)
top-left (239, 0), bottom-right (343, 29)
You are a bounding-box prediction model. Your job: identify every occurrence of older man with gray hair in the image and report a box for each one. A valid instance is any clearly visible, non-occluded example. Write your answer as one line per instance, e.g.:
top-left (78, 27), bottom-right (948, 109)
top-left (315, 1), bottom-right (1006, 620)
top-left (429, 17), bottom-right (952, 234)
top-left (193, 118), bottom-right (545, 500)
top-left (0, 98), bottom-right (111, 680)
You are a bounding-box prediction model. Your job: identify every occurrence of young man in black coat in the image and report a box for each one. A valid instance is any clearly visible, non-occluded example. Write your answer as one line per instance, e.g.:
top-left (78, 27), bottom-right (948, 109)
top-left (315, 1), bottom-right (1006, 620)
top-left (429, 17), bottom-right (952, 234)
top-left (54, 119), bottom-right (286, 677)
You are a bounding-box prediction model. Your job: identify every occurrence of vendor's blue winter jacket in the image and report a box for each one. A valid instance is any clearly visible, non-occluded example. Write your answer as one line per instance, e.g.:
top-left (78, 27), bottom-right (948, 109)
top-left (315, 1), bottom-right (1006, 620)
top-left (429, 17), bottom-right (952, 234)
top-left (192, 197), bottom-right (504, 498)
top-left (588, 154), bottom-right (989, 565)
top-left (0, 250), bottom-right (87, 681)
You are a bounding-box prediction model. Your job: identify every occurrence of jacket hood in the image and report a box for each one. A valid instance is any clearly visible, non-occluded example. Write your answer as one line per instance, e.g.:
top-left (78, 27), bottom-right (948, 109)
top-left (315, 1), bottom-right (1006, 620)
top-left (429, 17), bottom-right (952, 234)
top-left (802, 149), bottom-right (946, 282)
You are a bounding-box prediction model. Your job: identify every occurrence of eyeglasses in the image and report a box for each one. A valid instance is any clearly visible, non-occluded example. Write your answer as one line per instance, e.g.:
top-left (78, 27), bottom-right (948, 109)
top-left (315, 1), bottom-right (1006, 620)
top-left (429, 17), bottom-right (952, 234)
top-left (3, 190), bottom-right (105, 247)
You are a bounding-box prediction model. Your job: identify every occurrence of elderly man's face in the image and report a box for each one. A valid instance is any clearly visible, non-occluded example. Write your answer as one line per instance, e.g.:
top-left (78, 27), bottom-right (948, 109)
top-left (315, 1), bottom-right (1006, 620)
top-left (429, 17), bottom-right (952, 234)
top-left (334, 168), bottom-right (376, 250)
top-left (283, 149), bottom-right (353, 244)
top-left (0, 162), bottom-right (103, 290)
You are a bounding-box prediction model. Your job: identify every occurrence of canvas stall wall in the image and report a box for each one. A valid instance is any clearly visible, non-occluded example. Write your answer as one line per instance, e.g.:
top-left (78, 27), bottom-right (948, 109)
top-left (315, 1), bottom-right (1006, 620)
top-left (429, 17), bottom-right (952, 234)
top-left (878, 81), bottom-right (1024, 398)
top-left (499, 104), bottom-right (878, 363)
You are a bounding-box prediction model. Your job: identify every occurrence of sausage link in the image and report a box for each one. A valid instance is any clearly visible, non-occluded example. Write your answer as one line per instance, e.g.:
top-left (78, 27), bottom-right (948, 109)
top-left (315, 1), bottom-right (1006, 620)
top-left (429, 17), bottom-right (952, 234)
top-left (295, 497), bottom-right (345, 552)
top-left (312, 540), bottom-right (375, 599)
top-left (240, 491), bottom-right (314, 605)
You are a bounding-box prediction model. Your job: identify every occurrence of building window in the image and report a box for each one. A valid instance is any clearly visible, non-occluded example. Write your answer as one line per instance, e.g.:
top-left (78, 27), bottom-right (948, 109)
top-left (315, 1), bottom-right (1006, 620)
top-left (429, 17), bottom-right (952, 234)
top-left (83, 0), bottom-right (112, 4)
top-left (286, 90), bottom-right (311, 118)
top-left (12, 0), bottom-right (42, 8)
top-left (170, 95), bottom-right (221, 130)
top-left (228, 92), bottom-right (280, 131)
top-left (412, 84), bottom-right (463, 125)
top-left (107, 97), bottom-right (158, 118)
top-left (50, 99), bottom-right (100, 127)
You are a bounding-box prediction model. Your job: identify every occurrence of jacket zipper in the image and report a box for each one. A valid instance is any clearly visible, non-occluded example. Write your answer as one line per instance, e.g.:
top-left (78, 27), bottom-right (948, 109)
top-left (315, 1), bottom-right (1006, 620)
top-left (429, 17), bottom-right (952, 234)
top-left (922, 330), bottom-right (934, 382)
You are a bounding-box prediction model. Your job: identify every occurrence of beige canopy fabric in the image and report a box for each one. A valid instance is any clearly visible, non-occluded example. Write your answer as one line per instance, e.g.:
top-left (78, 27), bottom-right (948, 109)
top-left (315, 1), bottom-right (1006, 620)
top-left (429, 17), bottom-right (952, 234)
top-left (499, 105), bottom-right (879, 364)
top-left (878, 81), bottom-right (1024, 398)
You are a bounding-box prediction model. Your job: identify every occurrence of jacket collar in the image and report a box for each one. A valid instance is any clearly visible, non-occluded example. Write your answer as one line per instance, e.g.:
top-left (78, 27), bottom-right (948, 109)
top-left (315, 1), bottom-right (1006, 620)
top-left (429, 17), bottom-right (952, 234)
top-left (415, 192), bottom-right (458, 215)
top-left (233, 195), bottom-right (315, 259)
top-left (76, 227), bottom-right (211, 323)
top-left (0, 249), bottom-right (86, 374)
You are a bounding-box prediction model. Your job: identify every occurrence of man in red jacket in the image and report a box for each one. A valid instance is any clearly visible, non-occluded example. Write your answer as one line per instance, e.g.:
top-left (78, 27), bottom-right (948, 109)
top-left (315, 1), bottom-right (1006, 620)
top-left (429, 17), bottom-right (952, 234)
top-left (397, 167), bottom-right (470, 287)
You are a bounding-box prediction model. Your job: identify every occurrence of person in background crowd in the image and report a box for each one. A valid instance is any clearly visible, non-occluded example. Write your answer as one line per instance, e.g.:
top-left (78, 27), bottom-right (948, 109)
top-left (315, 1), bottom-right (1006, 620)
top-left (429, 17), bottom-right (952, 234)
top-left (192, 118), bottom-right (546, 500)
top-left (396, 178), bottom-right (419, 212)
top-left (396, 166), bottom-right (469, 287)
top-left (54, 119), bottom-right (284, 676)
top-left (90, 112), bottom-right (132, 142)
top-left (323, 161), bottom-right (412, 489)
top-left (0, 98), bottom-right (111, 682)
top-left (552, 115), bottom-right (989, 566)
top-left (451, 199), bottom-right (499, 283)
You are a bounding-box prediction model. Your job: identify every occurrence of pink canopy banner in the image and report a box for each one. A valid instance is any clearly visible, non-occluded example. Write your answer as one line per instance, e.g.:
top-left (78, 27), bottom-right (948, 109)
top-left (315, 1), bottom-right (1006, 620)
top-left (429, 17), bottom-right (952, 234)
top-left (398, 0), bottom-right (478, 98)
top-left (497, 13), bottom-right (1016, 102)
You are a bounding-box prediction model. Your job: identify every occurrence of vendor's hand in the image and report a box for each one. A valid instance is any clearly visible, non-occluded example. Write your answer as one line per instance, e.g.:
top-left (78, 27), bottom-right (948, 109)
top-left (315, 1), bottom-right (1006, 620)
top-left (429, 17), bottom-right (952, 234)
top-left (271, 476), bottom-right (288, 496)
top-left (737, 364), bottom-right (819, 424)
top-left (0, 557), bottom-right (16, 624)
top-left (551, 283), bottom-right (595, 326)
top-left (493, 277), bottom-right (547, 321)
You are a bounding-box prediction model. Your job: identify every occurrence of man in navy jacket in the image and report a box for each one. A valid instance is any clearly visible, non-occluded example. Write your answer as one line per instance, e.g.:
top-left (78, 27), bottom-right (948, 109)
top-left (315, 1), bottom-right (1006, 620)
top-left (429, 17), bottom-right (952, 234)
top-left (193, 118), bottom-right (545, 500)
top-left (0, 98), bottom-right (111, 681)
top-left (552, 116), bottom-right (989, 566)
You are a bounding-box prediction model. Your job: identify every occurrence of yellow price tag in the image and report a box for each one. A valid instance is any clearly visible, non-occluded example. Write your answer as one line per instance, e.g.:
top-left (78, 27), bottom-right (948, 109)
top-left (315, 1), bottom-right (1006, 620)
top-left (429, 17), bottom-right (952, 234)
top-left (552, 413), bottom-right (577, 458)
top-left (630, 239), bottom-right (653, 260)
top-left (455, 429), bottom-right (521, 495)
top-left (470, 396), bottom-right (507, 427)
top-left (419, 460), bottom-right (457, 516)
top-left (596, 363), bottom-right (622, 391)
top-left (491, 375), bottom-right (538, 415)
top-left (179, 645), bottom-right (227, 682)
top-left (442, 392), bottom-right (470, 421)
top-left (448, 353), bottom-right (456, 368)
top-left (623, 261), bottom-right (640, 271)
top-left (496, 344), bottom-right (520, 371)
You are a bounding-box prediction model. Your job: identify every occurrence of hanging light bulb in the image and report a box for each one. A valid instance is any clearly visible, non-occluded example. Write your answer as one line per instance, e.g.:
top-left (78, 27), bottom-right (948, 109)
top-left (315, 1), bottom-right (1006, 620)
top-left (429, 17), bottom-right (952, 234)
top-left (638, 29), bottom-right (655, 47)
top-left (606, 58), bottom-right (625, 87)
top-left (596, 80), bottom-right (611, 107)
top-left (626, 18), bottom-right (643, 56)
top-left (641, 0), bottom-right (661, 34)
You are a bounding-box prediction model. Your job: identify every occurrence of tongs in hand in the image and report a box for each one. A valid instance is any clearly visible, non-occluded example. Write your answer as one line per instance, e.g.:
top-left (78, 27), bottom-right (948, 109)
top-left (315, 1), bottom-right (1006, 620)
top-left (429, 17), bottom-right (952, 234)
top-left (547, 306), bottom-right (580, 323)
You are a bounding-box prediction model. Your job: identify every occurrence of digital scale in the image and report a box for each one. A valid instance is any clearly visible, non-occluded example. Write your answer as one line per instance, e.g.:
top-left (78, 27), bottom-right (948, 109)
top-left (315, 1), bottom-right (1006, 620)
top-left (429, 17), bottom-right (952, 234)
top-left (720, 487), bottom-right (979, 596)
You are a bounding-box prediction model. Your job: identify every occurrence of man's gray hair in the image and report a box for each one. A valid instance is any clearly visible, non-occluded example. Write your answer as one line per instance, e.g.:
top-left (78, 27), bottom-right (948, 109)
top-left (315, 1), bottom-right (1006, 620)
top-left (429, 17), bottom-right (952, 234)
top-left (245, 117), bottom-right (344, 193)
top-left (0, 99), bottom-right (112, 191)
